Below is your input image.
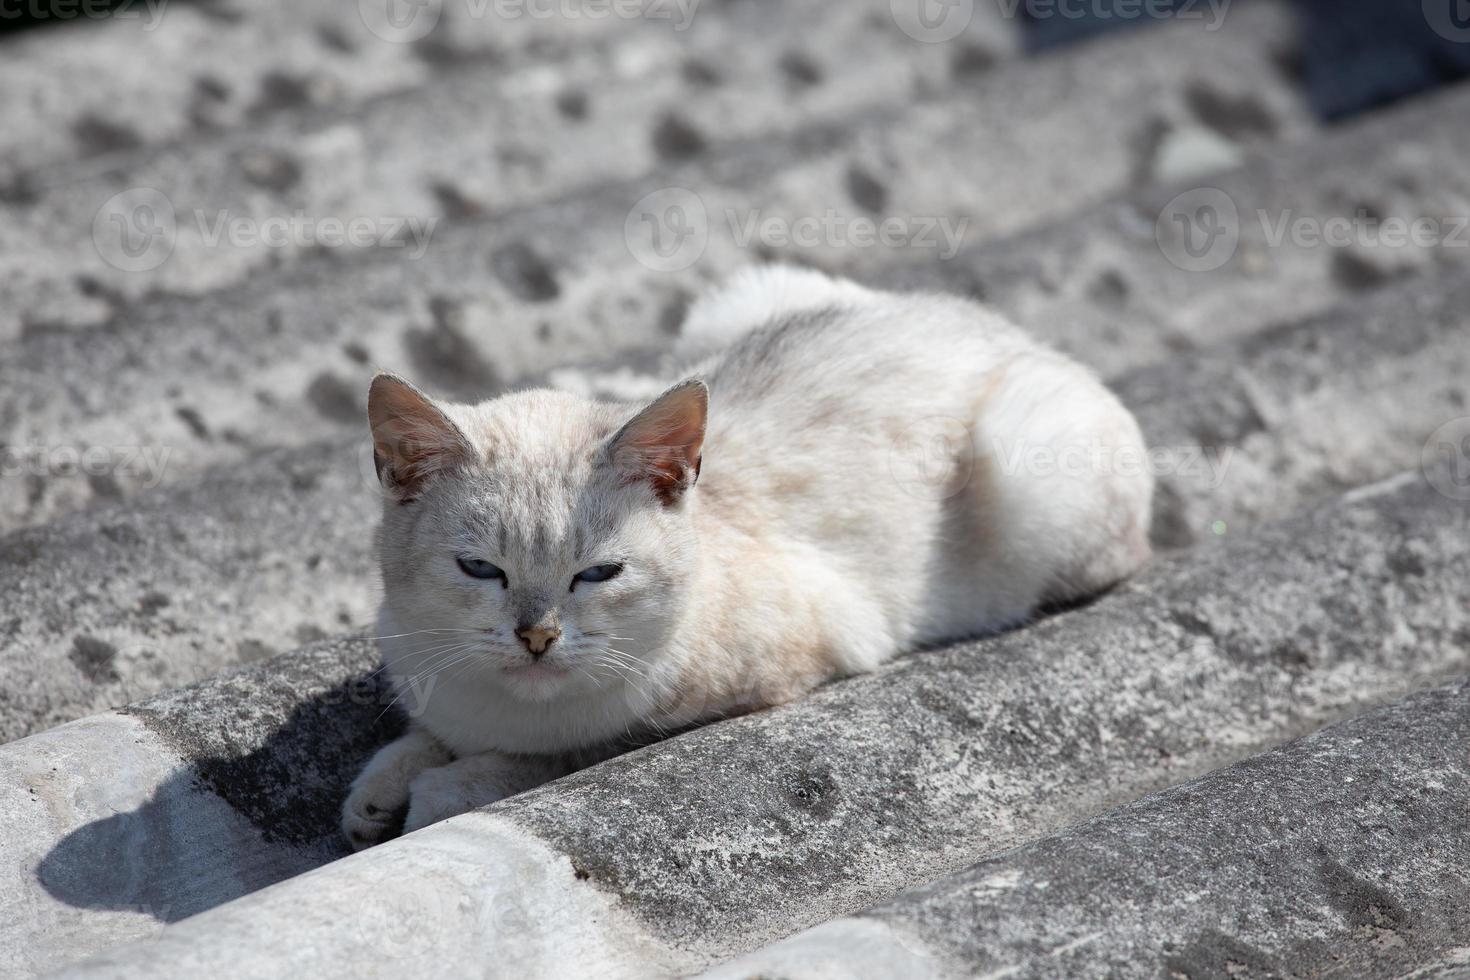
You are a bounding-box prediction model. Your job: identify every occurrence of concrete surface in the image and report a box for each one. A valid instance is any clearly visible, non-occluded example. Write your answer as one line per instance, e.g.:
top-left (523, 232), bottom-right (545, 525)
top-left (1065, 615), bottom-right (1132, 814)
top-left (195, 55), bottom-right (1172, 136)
top-left (0, 0), bottom-right (1025, 342)
top-left (0, 638), bottom-right (387, 974)
top-left (1119, 266), bottom-right (1470, 549)
top-left (703, 677), bottom-right (1470, 979)
top-left (6, 468), bottom-right (1467, 974)
top-left (8, 60), bottom-right (1463, 743)
top-left (1, 0), bottom-right (1011, 188)
top-left (898, 81), bottom-right (1470, 379)
top-left (3, 3), bottom-right (1468, 977)
top-left (0, 1), bottom-right (1303, 531)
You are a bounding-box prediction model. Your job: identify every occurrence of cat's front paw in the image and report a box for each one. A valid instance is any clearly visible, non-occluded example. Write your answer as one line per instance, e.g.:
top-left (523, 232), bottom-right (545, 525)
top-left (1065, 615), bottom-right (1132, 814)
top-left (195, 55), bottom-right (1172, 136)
top-left (342, 775), bottom-right (409, 852)
top-left (341, 730), bottom-right (453, 851)
top-left (402, 765), bottom-right (498, 836)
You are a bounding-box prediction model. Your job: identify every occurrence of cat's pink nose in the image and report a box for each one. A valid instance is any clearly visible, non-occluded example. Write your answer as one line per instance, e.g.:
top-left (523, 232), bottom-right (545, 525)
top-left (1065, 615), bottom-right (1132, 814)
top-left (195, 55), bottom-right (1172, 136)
top-left (515, 625), bottom-right (561, 657)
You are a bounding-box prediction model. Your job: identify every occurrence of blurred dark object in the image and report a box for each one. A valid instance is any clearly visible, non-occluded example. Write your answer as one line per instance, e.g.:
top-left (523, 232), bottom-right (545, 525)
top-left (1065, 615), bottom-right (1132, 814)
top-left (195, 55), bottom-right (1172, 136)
top-left (1020, 0), bottom-right (1470, 121)
top-left (1293, 0), bottom-right (1470, 120)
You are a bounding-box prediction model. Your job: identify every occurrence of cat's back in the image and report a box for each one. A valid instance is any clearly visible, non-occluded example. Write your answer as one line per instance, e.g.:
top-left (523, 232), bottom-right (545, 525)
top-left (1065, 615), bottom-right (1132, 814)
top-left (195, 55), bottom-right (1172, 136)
top-left (695, 267), bottom-right (1033, 441)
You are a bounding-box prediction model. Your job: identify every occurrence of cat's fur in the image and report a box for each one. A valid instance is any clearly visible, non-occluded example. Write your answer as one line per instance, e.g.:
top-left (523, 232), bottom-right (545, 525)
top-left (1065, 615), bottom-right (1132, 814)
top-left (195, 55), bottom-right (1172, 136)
top-left (342, 266), bottom-right (1153, 848)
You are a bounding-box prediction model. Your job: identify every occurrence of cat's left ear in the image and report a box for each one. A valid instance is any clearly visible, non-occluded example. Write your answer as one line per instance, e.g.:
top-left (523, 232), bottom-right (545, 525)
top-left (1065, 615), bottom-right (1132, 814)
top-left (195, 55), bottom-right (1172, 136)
top-left (367, 373), bottom-right (473, 503)
top-left (608, 380), bottom-right (708, 506)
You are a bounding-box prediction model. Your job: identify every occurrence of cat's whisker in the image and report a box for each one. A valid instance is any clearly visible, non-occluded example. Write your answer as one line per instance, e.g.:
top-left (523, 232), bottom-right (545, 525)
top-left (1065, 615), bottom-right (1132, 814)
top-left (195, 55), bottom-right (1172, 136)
top-left (364, 635), bottom-right (493, 678)
top-left (374, 643), bottom-right (487, 722)
top-left (585, 630), bottom-right (638, 643)
top-left (354, 627), bottom-right (483, 642)
top-left (588, 658), bottom-right (642, 683)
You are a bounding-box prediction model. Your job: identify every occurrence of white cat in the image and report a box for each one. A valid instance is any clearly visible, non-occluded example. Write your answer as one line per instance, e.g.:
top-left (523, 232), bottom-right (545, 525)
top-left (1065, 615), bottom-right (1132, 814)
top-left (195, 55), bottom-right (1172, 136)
top-left (342, 266), bottom-right (1153, 849)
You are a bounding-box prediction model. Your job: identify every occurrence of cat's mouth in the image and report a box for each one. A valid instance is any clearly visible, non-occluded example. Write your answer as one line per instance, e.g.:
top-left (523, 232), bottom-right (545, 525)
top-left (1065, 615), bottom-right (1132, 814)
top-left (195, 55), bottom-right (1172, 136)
top-left (501, 661), bottom-right (572, 683)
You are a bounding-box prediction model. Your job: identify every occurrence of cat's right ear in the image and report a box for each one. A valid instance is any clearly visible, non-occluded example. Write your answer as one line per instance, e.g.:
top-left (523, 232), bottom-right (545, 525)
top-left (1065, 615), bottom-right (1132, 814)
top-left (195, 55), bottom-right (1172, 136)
top-left (367, 374), bottom-right (472, 503)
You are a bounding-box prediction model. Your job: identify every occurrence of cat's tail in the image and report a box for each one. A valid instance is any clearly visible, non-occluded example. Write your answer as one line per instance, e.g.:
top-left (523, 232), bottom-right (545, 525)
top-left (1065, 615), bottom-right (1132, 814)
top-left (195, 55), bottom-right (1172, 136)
top-left (675, 265), bottom-right (876, 363)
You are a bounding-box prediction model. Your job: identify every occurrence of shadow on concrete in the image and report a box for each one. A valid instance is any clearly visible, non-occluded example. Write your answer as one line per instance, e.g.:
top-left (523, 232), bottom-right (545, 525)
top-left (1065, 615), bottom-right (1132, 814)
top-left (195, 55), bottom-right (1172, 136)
top-left (37, 670), bottom-right (403, 923)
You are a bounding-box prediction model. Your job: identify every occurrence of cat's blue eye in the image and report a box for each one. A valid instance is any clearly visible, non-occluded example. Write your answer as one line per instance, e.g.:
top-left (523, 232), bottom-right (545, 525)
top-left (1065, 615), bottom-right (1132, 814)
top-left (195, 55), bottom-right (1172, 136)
top-left (457, 557), bottom-right (507, 584)
top-left (571, 563), bottom-right (623, 590)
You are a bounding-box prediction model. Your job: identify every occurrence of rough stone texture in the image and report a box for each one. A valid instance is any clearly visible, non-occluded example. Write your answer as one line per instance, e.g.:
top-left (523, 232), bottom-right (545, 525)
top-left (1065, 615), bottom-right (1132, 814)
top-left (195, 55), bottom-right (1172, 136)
top-left (1117, 267), bottom-right (1470, 549)
top-left (704, 678), bottom-right (1470, 979)
top-left (0, 2), bottom-right (1303, 531)
top-left (0, 444), bottom-right (382, 743)
top-left (10, 469), bottom-right (1463, 974)
top-left (0, 0), bottom-right (1020, 344)
top-left (1, 0), bottom-right (1004, 188)
top-left (889, 81), bottom-right (1470, 379)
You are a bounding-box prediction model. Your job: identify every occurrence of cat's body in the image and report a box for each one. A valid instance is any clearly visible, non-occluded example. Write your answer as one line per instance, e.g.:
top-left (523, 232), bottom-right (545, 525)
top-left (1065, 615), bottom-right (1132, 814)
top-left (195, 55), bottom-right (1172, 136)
top-left (343, 267), bottom-right (1152, 848)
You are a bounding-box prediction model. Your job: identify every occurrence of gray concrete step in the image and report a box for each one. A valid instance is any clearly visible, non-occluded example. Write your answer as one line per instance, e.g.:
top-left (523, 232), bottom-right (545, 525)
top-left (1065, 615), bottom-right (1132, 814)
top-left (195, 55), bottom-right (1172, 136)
top-left (703, 675), bottom-right (1470, 979)
top-left (2, 0), bottom-right (1002, 190)
top-left (0, 2), bottom-right (1305, 530)
top-left (8, 465), bottom-right (1466, 975)
top-left (0, 0), bottom-right (1029, 342)
top-left (895, 80), bottom-right (1470, 379)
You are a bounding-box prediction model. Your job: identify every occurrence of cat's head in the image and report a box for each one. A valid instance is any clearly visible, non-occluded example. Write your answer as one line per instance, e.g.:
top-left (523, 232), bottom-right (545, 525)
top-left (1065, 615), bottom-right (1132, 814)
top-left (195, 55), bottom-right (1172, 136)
top-left (367, 374), bottom-right (707, 705)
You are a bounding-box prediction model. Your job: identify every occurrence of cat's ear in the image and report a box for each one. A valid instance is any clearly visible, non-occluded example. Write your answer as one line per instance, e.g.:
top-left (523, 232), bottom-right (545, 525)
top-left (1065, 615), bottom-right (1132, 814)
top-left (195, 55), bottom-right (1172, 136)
top-left (367, 374), bottom-right (472, 502)
top-left (608, 380), bottom-right (708, 506)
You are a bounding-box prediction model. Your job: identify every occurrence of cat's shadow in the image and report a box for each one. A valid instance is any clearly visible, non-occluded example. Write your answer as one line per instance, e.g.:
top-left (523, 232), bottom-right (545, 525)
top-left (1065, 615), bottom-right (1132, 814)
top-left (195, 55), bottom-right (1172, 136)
top-left (36, 674), bottom-right (403, 923)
